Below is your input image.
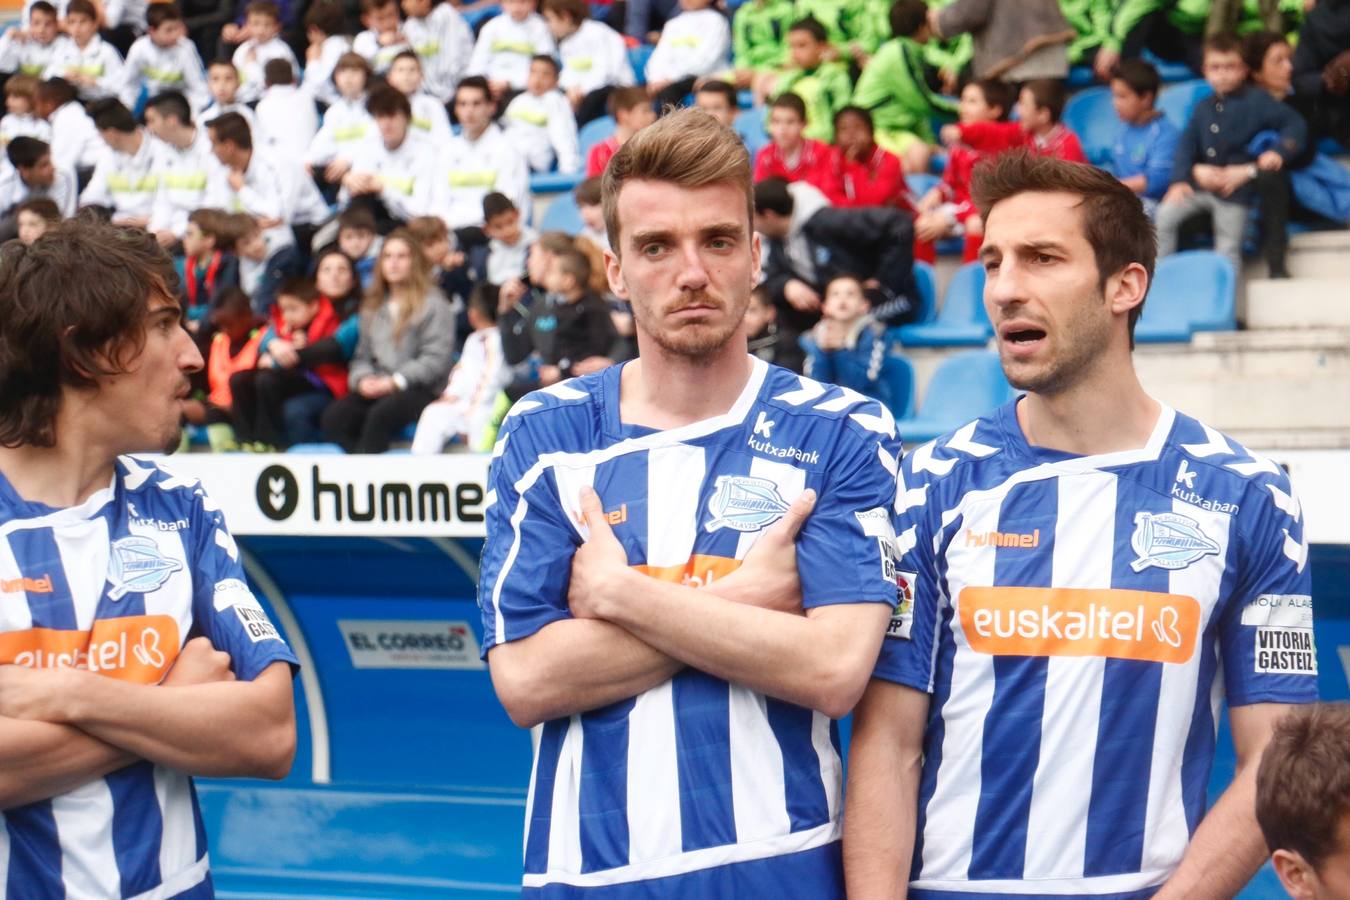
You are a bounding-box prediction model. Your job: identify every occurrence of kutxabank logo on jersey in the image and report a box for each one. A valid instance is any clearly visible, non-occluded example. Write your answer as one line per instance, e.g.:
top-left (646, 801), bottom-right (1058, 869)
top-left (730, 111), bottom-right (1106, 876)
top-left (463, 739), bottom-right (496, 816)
top-left (705, 475), bottom-right (790, 533)
top-left (1130, 511), bottom-right (1220, 572)
top-left (107, 535), bottom-right (183, 599)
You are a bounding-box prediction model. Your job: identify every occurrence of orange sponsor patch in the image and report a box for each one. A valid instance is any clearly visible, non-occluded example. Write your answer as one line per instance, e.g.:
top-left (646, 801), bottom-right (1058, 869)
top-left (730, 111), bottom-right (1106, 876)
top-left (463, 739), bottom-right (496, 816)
top-left (0, 575), bottom-right (53, 593)
top-left (959, 586), bottom-right (1200, 664)
top-left (635, 554), bottom-right (741, 589)
top-left (0, 616), bottom-right (181, 683)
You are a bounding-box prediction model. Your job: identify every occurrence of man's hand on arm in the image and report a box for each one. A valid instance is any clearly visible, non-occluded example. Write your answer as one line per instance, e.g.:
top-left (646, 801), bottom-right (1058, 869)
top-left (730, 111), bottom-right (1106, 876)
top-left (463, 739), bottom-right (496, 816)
top-left (1153, 703), bottom-right (1294, 900)
top-left (488, 485), bottom-right (818, 727)
top-left (844, 679), bottom-right (931, 900)
top-left (570, 486), bottom-right (891, 718)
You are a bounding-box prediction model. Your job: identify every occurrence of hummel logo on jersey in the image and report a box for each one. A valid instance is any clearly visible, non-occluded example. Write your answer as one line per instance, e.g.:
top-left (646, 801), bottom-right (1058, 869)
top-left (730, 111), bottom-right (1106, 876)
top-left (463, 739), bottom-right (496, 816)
top-left (706, 476), bottom-right (790, 533)
top-left (1129, 512), bottom-right (1220, 572)
top-left (1, 574), bottom-right (53, 594)
top-left (754, 412), bottom-right (775, 438)
top-left (965, 528), bottom-right (1041, 548)
top-left (107, 535), bottom-right (183, 600)
top-left (1175, 460), bottom-right (1197, 489)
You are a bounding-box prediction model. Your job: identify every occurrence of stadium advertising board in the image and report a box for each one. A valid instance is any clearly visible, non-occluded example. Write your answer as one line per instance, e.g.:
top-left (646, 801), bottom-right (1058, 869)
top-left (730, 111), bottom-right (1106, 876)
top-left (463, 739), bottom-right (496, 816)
top-left (153, 450), bottom-right (1350, 543)
top-left (160, 454), bottom-right (492, 537)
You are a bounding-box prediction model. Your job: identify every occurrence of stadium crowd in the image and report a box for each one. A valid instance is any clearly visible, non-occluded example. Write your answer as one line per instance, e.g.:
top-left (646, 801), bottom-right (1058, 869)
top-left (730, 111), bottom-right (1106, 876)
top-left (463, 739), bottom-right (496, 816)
top-left (1, 0), bottom-right (1347, 453)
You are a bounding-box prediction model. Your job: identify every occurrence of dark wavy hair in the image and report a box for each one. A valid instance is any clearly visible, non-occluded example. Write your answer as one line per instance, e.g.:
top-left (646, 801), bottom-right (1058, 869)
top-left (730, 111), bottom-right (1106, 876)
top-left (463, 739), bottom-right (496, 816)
top-left (0, 214), bottom-right (181, 447)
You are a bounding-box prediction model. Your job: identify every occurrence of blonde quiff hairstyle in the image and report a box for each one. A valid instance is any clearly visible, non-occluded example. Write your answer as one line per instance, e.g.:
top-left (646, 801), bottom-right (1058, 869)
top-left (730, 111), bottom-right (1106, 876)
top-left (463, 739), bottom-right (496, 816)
top-left (601, 107), bottom-right (753, 255)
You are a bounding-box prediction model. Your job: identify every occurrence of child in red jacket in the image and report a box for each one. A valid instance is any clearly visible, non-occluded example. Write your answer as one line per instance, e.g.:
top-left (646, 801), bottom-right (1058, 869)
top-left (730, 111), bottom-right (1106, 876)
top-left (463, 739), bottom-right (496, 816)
top-left (829, 105), bottom-right (907, 209)
top-left (913, 79), bottom-right (1020, 262)
top-left (948, 78), bottom-right (1088, 164)
top-left (181, 287), bottom-right (264, 451)
top-left (230, 277), bottom-right (348, 450)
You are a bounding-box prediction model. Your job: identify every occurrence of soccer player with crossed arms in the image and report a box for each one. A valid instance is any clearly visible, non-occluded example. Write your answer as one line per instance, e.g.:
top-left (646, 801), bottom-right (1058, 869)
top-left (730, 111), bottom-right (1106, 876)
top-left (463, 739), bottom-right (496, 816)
top-left (0, 217), bottom-right (297, 897)
top-left (480, 108), bottom-right (903, 896)
top-left (845, 152), bottom-right (1316, 900)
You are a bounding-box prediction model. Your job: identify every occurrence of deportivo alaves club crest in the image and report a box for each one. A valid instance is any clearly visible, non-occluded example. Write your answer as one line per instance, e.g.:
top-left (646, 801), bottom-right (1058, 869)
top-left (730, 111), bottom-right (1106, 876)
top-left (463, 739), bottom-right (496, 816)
top-left (1130, 511), bottom-right (1220, 572)
top-left (706, 475), bottom-right (790, 533)
top-left (107, 535), bottom-right (183, 600)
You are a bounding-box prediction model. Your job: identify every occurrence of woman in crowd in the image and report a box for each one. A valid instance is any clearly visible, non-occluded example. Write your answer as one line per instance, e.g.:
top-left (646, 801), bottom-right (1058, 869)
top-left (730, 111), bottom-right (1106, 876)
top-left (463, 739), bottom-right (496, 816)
top-left (320, 230), bottom-right (457, 453)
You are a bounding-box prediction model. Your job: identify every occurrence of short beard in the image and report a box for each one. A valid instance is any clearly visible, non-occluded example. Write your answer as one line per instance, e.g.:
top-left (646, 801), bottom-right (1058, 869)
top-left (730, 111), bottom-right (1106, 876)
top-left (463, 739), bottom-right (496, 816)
top-left (1001, 288), bottom-right (1111, 396)
top-left (161, 425), bottom-right (183, 455)
top-left (632, 293), bottom-right (746, 361)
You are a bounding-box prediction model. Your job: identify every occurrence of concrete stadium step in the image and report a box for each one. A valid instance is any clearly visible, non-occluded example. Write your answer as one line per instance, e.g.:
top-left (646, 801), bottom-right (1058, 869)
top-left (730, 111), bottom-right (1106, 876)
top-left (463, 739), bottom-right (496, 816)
top-left (1285, 230), bottom-right (1350, 279)
top-left (1247, 278), bottom-right (1350, 330)
top-left (906, 329), bottom-right (1350, 449)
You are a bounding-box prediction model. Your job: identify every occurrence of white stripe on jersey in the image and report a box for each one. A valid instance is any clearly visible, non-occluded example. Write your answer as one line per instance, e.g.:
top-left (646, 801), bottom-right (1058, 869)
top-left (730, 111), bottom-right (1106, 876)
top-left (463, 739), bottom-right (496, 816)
top-left (547, 716), bottom-right (585, 875)
top-left (0, 482), bottom-right (115, 538)
top-left (0, 817), bottom-right (9, 895)
top-left (811, 709), bottom-right (841, 823)
top-left (155, 768), bottom-right (197, 887)
top-left (729, 686), bottom-right (790, 842)
top-left (648, 445), bottom-right (704, 566)
top-left (1022, 474), bottom-right (1113, 879)
top-left (134, 521), bottom-right (195, 643)
top-left (55, 518), bottom-right (111, 630)
top-left (0, 537), bottom-right (34, 632)
top-left (627, 680), bottom-right (682, 861)
top-left (911, 868), bottom-right (1177, 895)
top-left (920, 495), bottom-right (1000, 881)
top-left (127, 854), bottom-right (209, 900)
top-left (53, 780), bottom-right (120, 898)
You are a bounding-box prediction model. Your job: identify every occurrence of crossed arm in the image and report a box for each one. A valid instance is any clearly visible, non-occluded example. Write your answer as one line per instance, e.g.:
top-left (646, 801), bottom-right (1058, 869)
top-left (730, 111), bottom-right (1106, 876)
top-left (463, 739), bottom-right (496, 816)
top-left (0, 639), bottom-right (295, 810)
top-left (489, 487), bottom-right (892, 727)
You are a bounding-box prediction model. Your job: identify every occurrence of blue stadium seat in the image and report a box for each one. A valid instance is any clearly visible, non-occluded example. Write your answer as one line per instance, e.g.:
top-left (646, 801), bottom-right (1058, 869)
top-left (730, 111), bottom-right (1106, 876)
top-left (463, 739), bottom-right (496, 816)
top-left (905, 172), bottom-right (939, 200)
top-left (287, 442), bottom-right (345, 453)
top-left (529, 171), bottom-right (582, 194)
top-left (628, 45), bottom-right (653, 85)
top-left (1062, 86), bottom-right (1121, 167)
top-left (1066, 65), bottom-right (1097, 88)
top-left (1134, 250), bottom-right (1236, 343)
top-left (540, 191), bottom-right (585, 235)
top-left (1143, 50), bottom-right (1197, 84)
top-left (895, 350), bottom-right (1015, 445)
top-left (578, 115), bottom-right (616, 160)
top-left (737, 89), bottom-right (755, 109)
top-left (463, 4), bottom-right (500, 29)
top-left (734, 111), bottom-right (768, 157)
top-left (1158, 79), bottom-right (1213, 131)
top-left (880, 352), bottom-right (917, 420)
top-left (896, 261), bottom-right (991, 347)
top-left (911, 260), bottom-right (937, 325)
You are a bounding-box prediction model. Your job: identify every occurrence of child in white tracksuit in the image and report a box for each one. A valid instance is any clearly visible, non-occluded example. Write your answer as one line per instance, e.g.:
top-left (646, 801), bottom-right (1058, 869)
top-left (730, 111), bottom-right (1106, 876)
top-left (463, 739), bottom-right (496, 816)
top-left (411, 286), bottom-right (510, 453)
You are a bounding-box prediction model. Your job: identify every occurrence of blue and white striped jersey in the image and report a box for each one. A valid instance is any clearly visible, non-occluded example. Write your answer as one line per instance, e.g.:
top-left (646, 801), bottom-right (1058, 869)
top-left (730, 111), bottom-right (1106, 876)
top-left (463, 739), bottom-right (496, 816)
top-left (479, 357), bottom-right (903, 896)
top-left (875, 400), bottom-right (1316, 899)
top-left (0, 456), bottom-right (297, 900)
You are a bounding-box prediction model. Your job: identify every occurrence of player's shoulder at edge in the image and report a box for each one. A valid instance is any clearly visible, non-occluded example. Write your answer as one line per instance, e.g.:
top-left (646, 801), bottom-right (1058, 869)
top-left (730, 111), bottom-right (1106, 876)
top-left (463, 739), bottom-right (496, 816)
top-left (1166, 411), bottom-right (1301, 517)
top-left (897, 405), bottom-right (1010, 489)
top-left (759, 364), bottom-right (899, 448)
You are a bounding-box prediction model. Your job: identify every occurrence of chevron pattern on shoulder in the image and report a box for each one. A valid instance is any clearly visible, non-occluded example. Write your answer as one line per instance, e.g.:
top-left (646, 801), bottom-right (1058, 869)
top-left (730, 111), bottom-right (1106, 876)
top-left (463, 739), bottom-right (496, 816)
top-left (909, 442), bottom-right (956, 477)
top-left (944, 420), bottom-right (998, 458)
top-left (1180, 423), bottom-right (1233, 458)
top-left (1266, 483), bottom-right (1302, 522)
top-left (1283, 528), bottom-right (1308, 573)
top-left (773, 376), bottom-right (828, 407)
top-left (1225, 456), bottom-right (1282, 478)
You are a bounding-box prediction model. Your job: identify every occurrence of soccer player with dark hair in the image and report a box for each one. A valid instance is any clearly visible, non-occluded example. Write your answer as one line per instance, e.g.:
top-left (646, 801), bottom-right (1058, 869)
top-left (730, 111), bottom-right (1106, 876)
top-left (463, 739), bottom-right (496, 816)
top-left (0, 215), bottom-right (297, 898)
top-left (845, 150), bottom-right (1316, 900)
top-left (1257, 703), bottom-right (1350, 899)
top-left (481, 106), bottom-right (901, 897)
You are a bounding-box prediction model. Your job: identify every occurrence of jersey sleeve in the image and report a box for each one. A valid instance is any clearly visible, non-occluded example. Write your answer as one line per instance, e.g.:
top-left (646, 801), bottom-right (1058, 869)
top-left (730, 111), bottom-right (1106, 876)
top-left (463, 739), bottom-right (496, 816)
top-left (477, 409), bottom-right (579, 658)
top-left (795, 413), bottom-right (903, 610)
top-left (188, 488), bottom-right (299, 682)
top-left (1217, 469), bottom-right (1316, 707)
top-left (871, 442), bottom-right (951, 694)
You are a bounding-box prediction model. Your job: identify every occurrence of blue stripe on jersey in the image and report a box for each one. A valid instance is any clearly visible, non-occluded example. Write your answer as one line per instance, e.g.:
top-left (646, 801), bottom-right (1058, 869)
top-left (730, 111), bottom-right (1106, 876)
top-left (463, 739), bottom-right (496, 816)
top-left (912, 516), bottom-right (966, 877)
top-left (765, 699), bottom-right (829, 833)
top-left (579, 699), bottom-right (635, 873)
top-left (1083, 489), bottom-right (1171, 876)
top-left (672, 670), bottom-right (735, 852)
top-left (1180, 632), bottom-right (1220, 834)
top-left (692, 449), bottom-right (753, 561)
top-left (97, 516), bottom-right (147, 619)
top-left (522, 838), bottom-right (843, 899)
top-left (911, 888), bottom-right (1157, 900)
top-left (6, 802), bottom-right (63, 897)
top-left (969, 480), bottom-right (1058, 880)
top-left (525, 720), bottom-right (571, 875)
top-left (107, 761), bottom-right (164, 894)
top-left (596, 453), bottom-right (650, 568)
top-left (9, 527), bottom-right (78, 629)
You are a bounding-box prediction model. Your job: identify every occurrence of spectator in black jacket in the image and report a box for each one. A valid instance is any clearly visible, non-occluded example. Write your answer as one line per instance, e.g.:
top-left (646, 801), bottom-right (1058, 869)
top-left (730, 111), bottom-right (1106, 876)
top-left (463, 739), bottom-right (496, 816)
top-left (1292, 0), bottom-right (1350, 151)
top-left (752, 176), bottom-right (918, 336)
top-left (1156, 32), bottom-right (1305, 276)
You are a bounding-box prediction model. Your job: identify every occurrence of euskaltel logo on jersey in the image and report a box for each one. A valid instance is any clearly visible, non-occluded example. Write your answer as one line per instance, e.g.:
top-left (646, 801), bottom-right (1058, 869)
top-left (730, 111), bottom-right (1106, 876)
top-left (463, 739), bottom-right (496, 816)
top-left (959, 586), bottom-right (1201, 664)
top-left (0, 616), bottom-right (181, 682)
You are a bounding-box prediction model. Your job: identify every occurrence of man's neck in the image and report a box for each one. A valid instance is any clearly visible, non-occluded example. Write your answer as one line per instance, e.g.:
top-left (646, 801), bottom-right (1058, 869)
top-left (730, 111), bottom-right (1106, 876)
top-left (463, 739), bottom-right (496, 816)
top-left (1016, 357), bottom-right (1160, 457)
top-left (780, 139), bottom-right (804, 162)
top-left (0, 409), bottom-right (122, 509)
top-left (173, 125), bottom-right (196, 150)
top-left (463, 123), bottom-right (488, 142)
top-left (619, 341), bottom-right (753, 430)
top-left (75, 35), bottom-right (94, 49)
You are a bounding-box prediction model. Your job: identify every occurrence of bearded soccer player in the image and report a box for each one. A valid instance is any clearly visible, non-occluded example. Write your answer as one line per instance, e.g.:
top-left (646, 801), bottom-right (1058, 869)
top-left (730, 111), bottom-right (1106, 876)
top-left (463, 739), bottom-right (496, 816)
top-left (0, 218), bottom-right (297, 897)
top-left (844, 151), bottom-right (1315, 899)
top-left (479, 108), bottom-right (902, 896)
